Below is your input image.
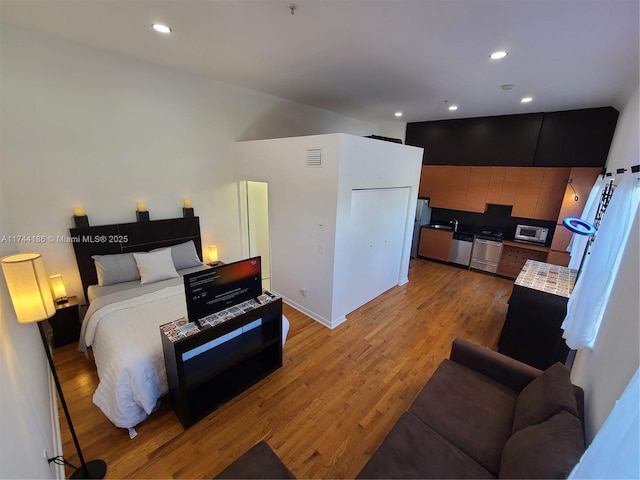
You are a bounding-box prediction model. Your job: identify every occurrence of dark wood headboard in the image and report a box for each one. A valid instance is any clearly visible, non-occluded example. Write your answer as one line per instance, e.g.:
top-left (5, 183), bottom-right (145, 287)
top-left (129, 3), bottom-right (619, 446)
top-left (70, 217), bottom-right (202, 300)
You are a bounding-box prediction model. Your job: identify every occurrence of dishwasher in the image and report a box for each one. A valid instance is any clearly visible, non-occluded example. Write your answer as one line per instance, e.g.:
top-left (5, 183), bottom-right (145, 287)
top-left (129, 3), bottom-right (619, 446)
top-left (447, 232), bottom-right (474, 267)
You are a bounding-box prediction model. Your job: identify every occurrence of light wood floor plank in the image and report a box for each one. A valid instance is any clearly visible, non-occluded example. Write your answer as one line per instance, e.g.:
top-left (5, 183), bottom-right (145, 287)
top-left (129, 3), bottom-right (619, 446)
top-left (54, 258), bottom-right (512, 479)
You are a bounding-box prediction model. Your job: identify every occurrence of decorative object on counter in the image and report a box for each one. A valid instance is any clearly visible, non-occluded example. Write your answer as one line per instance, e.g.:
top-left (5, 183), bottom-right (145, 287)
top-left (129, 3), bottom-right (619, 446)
top-left (1, 253), bottom-right (107, 479)
top-left (136, 202), bottom-right (150, 222)
top-left (73, 207), bottom-right (89, 228)
top-left (182, 197), bottom-right (194, 218)
top-left (49, 273), bottom-right (68, 304)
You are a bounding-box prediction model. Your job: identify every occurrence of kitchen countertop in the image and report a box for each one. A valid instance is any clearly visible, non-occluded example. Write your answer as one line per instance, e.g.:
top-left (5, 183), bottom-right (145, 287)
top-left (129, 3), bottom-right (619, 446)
top-left (514, 259), bottom-right (577, 298)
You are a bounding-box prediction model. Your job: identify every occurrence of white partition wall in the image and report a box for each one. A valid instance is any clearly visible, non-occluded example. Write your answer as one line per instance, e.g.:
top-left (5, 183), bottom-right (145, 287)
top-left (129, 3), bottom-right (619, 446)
top-left (236, 134), bottom-right (422, 328)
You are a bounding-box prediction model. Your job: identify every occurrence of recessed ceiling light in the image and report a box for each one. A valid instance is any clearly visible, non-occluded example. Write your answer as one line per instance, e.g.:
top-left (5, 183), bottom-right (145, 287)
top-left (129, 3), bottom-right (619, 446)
top-left (448, 105), bottom-right (458, 111)
top-left (394, 112), bottom-right (403, 117)
top-left (151, 24), bottom-right (172, 34)
top-left (490, 51), bottom-right (508, 60)
top-left (521, 97), bottom-right (533, 103)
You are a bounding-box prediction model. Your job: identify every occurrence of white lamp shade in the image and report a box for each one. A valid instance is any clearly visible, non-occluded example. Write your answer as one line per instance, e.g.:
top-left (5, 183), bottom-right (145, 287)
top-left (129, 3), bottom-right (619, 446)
top-left (50, 274), bottom-right (68, 301)
top-left (1, 253), bottom-right (56, 323)
top-left (208, 245), bottom-right (219, 263)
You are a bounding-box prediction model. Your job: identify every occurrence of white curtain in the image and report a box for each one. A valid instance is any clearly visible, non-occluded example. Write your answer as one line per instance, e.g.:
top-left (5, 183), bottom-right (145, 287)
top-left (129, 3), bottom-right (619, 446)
top-left (562, 173), bottom-right (640, 349)
top-left (567, 175), bottom-right (606, 270)
top-left (568, 368), bottom-right (639, 479)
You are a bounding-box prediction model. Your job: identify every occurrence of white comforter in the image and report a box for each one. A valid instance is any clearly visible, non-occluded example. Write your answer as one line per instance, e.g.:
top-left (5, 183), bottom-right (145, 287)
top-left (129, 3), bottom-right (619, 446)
top-left (81, 282), bottom-right (188, 429)
top-left (80, 273), bottom-right (290, 431)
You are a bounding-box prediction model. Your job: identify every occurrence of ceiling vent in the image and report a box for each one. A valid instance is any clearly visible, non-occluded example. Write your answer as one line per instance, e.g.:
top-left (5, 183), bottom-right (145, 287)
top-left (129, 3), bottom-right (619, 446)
top-left (306, 148), bottom-right (322, 168)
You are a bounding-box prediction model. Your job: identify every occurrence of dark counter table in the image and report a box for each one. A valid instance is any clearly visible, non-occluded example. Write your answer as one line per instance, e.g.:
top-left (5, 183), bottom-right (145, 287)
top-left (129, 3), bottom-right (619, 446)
top-left (498, 260), bottom-right (577, 370)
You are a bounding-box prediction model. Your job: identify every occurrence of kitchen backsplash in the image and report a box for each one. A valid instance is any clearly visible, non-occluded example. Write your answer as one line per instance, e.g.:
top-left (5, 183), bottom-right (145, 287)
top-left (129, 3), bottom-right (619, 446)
top-left (430, 204), bottom-right (556, 242)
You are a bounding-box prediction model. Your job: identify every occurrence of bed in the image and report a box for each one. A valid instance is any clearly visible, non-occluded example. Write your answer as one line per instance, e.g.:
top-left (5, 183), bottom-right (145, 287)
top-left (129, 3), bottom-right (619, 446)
top-left (70, 217), bottom-right (289, 433)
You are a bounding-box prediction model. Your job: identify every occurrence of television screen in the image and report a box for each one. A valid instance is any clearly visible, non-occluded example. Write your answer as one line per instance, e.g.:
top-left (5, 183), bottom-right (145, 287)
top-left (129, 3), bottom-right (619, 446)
top-left (184, 256), bottom-right (262, 322)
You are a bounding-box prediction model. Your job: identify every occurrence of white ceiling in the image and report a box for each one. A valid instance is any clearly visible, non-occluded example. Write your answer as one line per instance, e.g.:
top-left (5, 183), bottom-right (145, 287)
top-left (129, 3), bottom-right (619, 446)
top-left (1, 0), bottom-right (638, 124)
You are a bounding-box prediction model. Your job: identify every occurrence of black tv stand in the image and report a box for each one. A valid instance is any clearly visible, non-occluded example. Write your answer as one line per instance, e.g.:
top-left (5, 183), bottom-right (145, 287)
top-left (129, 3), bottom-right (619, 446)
top-left (160, 297), bottom-right (283, 428)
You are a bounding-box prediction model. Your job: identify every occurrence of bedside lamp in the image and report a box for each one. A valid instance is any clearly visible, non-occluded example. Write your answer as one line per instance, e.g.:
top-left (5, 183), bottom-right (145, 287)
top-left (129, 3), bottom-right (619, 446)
top-left (49, 274), bottom-right (68, 304)
top-left (1, 253), bottom-right (106, 479)
top-left (208, 245), bottom-right (220, 266)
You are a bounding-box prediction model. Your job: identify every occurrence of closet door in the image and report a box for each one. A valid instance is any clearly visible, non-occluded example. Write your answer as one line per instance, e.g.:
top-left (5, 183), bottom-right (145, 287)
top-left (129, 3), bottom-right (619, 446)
top-left (337, 187), bottom-right (409, 316)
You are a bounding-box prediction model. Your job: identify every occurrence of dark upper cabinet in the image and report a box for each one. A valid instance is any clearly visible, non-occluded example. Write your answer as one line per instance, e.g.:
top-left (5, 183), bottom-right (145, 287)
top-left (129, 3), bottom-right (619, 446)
top-left (406, 107), bottom-right (618, 168)
top-left (405, 113), bottom-right (543, 166)
top-left (533, 107), bottom-right (619, 168)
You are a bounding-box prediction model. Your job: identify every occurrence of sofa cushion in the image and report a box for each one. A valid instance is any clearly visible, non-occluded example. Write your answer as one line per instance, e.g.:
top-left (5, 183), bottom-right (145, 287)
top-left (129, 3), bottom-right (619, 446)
top-left (500, 411), bottom-right (585, 479)
top-left (214, 441), bottom-right (295, 479)
top-left (408, 359), bottom-right (518, 475)
top-left (356, 412), bottom-right (494, 479)
top-left (512, 362), bottom-right (578, 434)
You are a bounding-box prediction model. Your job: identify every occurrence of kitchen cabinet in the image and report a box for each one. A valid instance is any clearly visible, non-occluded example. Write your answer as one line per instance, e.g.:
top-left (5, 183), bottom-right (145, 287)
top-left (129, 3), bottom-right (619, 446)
top-left (512, 168), bottom-right (545, 218)
top-left (464, 167), bottom-right (491, 212)
top-left (497, 240), bottom-right (549, 279)
top-left (406, 113), bottom-right (543, 166)
top-left (546, 167), bottom-right (602, 266)
top-left (487, 167), bottom-right (522, 206)
top-left (533, 107), bottom-right (618, 168)
top-left (533, 168), bottom-right (571, 221)
top-left (418, 227), bottom-right (453, 262)
top-left (420, 166), bottom-right (451, 207)
top-left (446, 167), bottom-right (470, 210)
top-left (407, 107), bottom-right (616, 169)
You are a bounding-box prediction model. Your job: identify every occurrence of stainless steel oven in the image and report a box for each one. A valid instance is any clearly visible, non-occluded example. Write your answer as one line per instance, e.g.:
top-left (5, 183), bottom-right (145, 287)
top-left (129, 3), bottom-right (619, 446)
top-left (470, 237), bottom-right (503, 273)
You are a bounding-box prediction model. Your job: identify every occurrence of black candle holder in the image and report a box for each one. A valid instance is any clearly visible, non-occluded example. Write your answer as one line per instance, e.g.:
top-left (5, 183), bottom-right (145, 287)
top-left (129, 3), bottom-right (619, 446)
top-left (136, 211), bottom-right (150, 222)
top-left (73, 215), bottom-right (89, 228)
top-left (182, 207), bottom-right (194, 218)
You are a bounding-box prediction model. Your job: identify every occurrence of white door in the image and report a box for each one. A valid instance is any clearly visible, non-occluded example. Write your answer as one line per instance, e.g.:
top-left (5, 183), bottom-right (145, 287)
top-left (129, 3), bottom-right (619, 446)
top-left (246, 181), bottom-right (271, 290)
top-left (339, 187), bottom-right (410, 315)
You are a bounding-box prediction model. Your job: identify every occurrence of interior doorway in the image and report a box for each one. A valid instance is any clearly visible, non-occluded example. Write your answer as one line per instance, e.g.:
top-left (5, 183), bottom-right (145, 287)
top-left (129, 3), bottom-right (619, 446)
top-left (245, 181), bottom-right (271, 290)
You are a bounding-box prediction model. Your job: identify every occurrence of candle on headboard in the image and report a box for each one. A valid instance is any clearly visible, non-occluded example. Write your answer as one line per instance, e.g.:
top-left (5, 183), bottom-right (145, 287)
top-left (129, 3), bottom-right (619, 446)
top-left (73, 207), bottom-right (85, 216)
top-left (136, 202), bottom-right (146, 212)
top-left (183, 197), bottom-right (192, 208)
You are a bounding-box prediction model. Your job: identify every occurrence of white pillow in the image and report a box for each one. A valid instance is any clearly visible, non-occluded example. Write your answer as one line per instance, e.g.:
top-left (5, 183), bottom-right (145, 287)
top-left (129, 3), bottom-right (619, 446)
top-left (133, 248), bottom-right (179, 284)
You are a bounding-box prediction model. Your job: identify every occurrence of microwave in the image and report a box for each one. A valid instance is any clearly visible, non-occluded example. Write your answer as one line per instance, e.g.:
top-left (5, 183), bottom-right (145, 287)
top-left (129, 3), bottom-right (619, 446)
top-left (514, 224), bottom-right (549, 244)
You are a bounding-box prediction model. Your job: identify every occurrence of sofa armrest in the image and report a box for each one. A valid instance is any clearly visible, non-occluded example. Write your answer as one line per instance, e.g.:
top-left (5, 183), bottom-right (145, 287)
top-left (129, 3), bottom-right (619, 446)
top-left (450, 337), bottom-right (543, 392)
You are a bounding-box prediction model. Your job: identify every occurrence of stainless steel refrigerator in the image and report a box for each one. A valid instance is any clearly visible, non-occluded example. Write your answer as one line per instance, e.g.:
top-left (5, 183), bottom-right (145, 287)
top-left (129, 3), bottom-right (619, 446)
top-left (411, 199), bottom-right (432, 257)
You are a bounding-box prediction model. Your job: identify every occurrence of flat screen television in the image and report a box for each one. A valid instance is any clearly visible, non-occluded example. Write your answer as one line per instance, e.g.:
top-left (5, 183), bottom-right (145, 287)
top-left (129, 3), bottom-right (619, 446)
top-left (183, 256), bottom-right (262, 322)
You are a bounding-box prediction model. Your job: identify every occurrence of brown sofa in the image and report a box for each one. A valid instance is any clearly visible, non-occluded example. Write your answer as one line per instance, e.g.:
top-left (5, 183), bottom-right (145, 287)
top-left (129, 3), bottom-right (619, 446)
top-left (357, 337), bottom-right (586, 479)
top-left (216, 338), bottom-right (586, 479)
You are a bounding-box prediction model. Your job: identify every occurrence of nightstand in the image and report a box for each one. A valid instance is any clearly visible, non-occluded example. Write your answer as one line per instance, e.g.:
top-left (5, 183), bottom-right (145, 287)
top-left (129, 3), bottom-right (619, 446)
top-left (48, 296), bottom-right (80, 348)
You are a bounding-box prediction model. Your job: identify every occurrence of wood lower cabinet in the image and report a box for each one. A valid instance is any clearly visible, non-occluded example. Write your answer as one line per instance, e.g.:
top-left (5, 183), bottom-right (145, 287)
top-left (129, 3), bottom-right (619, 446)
top-left (497, 241), bottom-right (549, 279)
top-left (418, 227), bottom-right (453, 261)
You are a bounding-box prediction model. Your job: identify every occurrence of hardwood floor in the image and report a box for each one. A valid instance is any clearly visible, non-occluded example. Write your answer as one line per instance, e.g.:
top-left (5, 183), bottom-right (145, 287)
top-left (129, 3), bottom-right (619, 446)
top-left (53, 258), bottom-right (514, 479)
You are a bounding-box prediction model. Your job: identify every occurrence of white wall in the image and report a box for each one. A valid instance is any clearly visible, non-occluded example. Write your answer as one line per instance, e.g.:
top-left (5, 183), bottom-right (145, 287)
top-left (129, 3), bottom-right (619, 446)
top-left (236, 134), bottom-right (342, 325)
top-left (0, 25), bottom-right (388, 478)
top-left (236, 134), bottom-right (422, 328)
top-left (570, 86), bottom-right (640, 442)
top-left (0, 24), bottom-right (382, 305)
top-left (333, 135), bottom-right (422, 319)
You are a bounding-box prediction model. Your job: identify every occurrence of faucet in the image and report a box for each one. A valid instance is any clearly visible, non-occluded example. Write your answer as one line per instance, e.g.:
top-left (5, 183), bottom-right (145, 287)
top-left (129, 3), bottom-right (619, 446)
top-left (450, 218), bottom-right (459, 232)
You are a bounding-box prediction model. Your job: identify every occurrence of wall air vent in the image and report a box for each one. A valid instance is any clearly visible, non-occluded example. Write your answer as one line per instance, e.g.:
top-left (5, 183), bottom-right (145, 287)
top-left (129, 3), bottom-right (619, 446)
top-left (306, 148), bottom-right (322, 168)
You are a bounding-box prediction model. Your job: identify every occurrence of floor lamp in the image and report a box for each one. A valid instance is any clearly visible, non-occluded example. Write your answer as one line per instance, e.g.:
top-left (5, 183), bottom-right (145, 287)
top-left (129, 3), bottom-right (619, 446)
top-left (1, 253), bottom-right (107, 479)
